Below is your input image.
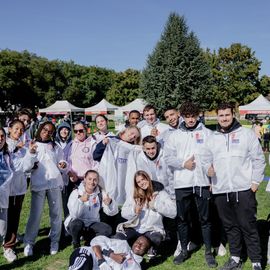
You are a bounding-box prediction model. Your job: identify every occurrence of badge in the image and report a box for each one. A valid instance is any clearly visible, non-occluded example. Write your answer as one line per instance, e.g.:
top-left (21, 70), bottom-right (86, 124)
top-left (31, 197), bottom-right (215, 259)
top-left (82, 147), bottom-right (90, 153)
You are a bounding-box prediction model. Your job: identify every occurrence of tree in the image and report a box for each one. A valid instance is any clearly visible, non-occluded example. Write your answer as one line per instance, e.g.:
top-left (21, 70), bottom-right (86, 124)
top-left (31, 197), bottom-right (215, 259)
top-left (206, 43), bottom-right (264, 108)
top-left (140, 13), bottom-right (212, 115)
top-left (106, 69), bottom-right (141, 106)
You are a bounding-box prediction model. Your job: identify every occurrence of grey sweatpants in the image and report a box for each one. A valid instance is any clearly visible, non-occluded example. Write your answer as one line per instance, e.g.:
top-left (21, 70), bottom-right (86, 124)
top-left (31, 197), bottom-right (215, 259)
top-left (24, 188), bottom-right (62, 245)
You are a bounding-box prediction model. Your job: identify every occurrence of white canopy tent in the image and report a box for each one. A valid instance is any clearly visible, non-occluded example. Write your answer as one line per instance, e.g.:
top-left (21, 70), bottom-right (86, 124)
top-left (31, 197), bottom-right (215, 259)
top-left (39, 100), bottom-right (84, 114)
top-left (84, 99), bottom-right (119, 115)
top-left (117, 98), bottom-right (147, 113)
top-left (239, 95), bottom-right (270, 115)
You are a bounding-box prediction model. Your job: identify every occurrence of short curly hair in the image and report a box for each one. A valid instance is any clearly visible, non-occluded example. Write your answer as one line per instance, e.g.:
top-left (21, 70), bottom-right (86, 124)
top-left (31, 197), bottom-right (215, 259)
top-left (180, 102), bottom-right (200, 117)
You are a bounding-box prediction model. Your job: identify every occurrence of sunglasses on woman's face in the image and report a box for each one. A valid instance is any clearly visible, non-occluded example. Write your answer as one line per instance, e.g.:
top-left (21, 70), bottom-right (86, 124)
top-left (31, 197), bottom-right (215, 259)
top-left (74, 129), bottom-right (84, 134)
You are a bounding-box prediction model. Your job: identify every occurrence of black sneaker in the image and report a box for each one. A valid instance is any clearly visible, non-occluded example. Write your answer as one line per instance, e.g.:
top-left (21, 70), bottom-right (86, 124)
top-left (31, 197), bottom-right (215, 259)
top-left (252, 264), bottom-right (262, 270)
top-left (205, 252), bottom-right (218, 268)
top-left (147, 246), bottom-right (157, 259)
top-left (219, 258), bottom-right (242, 270)
top-left (173, 250), bottom-right (189, 265)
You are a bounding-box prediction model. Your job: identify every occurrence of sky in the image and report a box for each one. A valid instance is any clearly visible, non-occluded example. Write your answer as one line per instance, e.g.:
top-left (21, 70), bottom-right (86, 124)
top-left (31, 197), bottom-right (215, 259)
top-left (0, 0), bottom-right (269, 76)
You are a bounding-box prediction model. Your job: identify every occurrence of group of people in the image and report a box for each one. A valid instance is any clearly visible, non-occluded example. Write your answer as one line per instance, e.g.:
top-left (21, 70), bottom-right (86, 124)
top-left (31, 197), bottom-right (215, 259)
top-left (0, 102), bottom-right (269, 270)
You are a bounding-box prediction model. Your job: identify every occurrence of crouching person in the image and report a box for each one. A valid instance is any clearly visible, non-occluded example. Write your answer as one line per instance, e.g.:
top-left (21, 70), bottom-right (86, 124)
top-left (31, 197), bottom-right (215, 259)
top-left (64, 170), bottom-right (118, 248)
top-left (114, 170), bottom-right (176, 258)
top-left (68, 235), bottom-right (150, 270)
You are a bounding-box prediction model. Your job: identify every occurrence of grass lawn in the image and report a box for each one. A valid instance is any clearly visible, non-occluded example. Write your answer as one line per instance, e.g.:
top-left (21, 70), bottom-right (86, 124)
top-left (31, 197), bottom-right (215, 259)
top-left (0, 157), bottom-right (270, 269)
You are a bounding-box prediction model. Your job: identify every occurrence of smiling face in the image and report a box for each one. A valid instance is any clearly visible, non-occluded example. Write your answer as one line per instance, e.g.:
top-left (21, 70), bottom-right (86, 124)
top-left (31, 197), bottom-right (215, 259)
top-left (74, 123), bottom-right (86, 142)
top-left (217, 108), bottom-right (234, 130)
top-left (18, 114), bottom-right (31, 129)
top-left (135, 174), bottom-right (150, 190)
top-left (96, 116), bottom-right (108, 133)
top-left (121, 127), bottom-right (140, 143)
top-left (132, 236), bottom-right (150, 256)
top-left (164, 109), bottom-right (180, 128)
top-left (59, 127), bottom-right (70, 140)
top-left (40, 124), bottom-right (54, 141)
top-left (0, 129), bottom-right (6, 150)
top-left (84, 171), bottom-right (99, 193)
top-left (9, 122), bottom-right (24, 140)
top-left (143, 109), bottom-right (157, 125)
top-left (143, 142), bottom-right (157, 159)
top-left (128, 112), bottom-right (140, 126)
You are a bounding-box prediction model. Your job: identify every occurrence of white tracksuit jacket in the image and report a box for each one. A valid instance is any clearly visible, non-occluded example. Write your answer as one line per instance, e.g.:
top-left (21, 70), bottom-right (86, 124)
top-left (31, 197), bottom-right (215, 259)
top-left (137, 119), bottom-right (169, 140)
top-left (68, 235), bottom-right (143, 270)
top-left (65, 184), bottom-right (118, 229)
top-left (121, 187), bottom-right (176, 236)
top-left (164, 122), bottom-right (212, 189)
top-left (6, 137), bottom-right (37, 196)
top-left (30, 141), bottom-right (67, 191)
top-left (201, 125), bottom-right (265, 194)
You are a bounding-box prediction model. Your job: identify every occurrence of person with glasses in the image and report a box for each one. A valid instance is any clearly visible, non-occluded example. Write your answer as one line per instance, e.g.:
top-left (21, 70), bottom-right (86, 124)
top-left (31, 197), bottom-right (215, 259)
top-left (23, 121), bottom-right (68, 257)
top-left (66, 121), bottom-right (98, 201)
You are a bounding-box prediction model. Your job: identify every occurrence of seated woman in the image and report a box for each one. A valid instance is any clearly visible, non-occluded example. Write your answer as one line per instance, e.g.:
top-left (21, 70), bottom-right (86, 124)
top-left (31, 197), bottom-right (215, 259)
top-left (64, 170), bottom-right (118, 248)
top-left (114, 170), bottom-right (176, 257)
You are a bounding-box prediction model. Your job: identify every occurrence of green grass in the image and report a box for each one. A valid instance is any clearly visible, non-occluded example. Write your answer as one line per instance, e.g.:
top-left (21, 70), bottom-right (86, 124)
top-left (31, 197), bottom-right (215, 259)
top-left (1, 159), bottom-right (270, 269)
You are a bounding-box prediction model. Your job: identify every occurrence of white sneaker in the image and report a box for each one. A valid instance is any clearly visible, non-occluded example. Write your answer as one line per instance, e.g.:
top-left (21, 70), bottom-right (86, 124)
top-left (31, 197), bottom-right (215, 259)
top-left (217, 243), bottom-right (227, 256)
top-left (24, 244), bottom-right (33, 257)
top-left (50, 242), bottom-right (59, 255)
top-left (173, 240), bottom-right (182, 257)
top-left (3, 248), bottom-right (17, 263)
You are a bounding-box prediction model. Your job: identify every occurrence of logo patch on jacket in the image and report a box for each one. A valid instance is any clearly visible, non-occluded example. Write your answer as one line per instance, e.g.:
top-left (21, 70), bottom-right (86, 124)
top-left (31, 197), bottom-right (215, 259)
top-left (231, 133), bottom-right (239, 144)
top-left (195, 133), bottom-right (204, 144)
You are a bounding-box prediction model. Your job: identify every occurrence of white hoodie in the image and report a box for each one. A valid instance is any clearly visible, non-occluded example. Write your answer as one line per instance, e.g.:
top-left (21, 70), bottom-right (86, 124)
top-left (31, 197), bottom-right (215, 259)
top-left (6, 137), bottom-right (37, 196)
top-left (30, 141), bottom-right (67, 191)
top-left (164, 122), bottom-right (212, 189)
top-left (202, 126), bottom-right (265, 194)
top-left (65, 184), bottom-right (118, 230)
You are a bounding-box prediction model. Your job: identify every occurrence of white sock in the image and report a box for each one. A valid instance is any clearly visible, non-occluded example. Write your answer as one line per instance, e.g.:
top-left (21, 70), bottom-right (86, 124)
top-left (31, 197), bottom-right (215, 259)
top-left (231, 256), bottom-right (240, 263)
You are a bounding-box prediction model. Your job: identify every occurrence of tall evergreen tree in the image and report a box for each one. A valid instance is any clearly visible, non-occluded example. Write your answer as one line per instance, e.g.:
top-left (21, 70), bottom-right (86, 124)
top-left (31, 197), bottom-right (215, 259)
top-left (140, 13), bottom-right (212, 115)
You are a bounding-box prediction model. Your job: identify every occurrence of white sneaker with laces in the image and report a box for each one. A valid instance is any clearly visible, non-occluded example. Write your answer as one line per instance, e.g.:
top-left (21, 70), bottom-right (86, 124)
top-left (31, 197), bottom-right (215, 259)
top-left (173, 240), bottom-right (182, 257)
top-left (217, 243), bottom-right (227, 256)
top-left (50, 242), bottom-right (59, 255)
top-left (24, 244), bottom-right (33, 257)
top-left (3, 248), bottom-right (17, 262)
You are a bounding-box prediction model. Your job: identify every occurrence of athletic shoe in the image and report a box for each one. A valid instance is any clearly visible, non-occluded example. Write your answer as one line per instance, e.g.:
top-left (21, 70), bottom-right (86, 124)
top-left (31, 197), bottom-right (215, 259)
top-left (187, 241), bottom-right (198, 252)
top-left (50, 242), bottom-right (59, 255)
top-left (252, 263), bottom-right (262, 270)
top-left (147, 246), bottom-right (157, 258)
top-left (205, 251), bottom-right (218, 268)
top-left (24, 244), bottom-right (33, 257)
top-left (3, 248), bottom-right (17, 263)
top-left (173, 250), bottom-right (189, 265)
top-left (218, 243), bottom-right (227, 256)
top-left (173, 240), bottom-right (182, 257)
top-left (219, 257), bottom-right (242, 270)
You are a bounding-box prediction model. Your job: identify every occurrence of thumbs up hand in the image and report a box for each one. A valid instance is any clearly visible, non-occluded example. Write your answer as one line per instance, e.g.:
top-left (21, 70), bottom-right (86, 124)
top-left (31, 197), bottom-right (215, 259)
top-left (184, 155), bottom-right (196, 170)
top-left (207, 164), bottom-right (215, 177)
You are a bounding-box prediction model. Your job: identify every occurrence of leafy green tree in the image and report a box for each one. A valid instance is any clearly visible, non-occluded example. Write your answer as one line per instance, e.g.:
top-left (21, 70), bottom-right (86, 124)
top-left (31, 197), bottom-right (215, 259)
top-left (140, 13), bottom-right (212, 115)
top-left (206, 43), bottom-right (264, 108)
top-left (106, 69), bottom-right (141, 106)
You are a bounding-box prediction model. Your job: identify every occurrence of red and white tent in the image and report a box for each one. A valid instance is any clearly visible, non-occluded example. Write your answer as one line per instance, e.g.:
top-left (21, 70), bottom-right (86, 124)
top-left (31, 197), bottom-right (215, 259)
top-left (239, 95), bottom-right (270, 115)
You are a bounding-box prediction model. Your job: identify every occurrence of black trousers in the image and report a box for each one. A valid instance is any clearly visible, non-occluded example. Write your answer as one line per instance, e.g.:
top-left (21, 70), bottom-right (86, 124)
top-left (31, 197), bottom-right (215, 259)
top-left (214, 189), bottom-right (261, 263)
top-left (4, 195), bottom-right (25, 249)
top-left (175, 186), bottom-right (212, 251)
top-left (68, 219), bottom-right (112, 246)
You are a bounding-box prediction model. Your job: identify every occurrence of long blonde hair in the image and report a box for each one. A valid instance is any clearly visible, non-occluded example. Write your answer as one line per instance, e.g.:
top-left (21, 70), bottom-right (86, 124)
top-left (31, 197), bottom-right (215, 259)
top-left (133, 170), bottom-right (154, 206)
top-left (119, 126), bottom-right (141, 145)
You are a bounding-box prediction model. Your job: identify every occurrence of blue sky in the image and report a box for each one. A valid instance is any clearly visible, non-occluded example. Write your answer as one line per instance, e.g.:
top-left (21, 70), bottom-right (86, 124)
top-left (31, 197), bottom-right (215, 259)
top-left (1, 0), bottom-right (269, 76)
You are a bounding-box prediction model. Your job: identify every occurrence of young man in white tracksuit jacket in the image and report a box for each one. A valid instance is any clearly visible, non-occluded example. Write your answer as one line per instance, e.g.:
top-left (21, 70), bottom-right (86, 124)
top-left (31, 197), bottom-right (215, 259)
top-left (164, 102), bottom-right (217, 268)
top-left (202, 102), bottom-right (265, 270)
